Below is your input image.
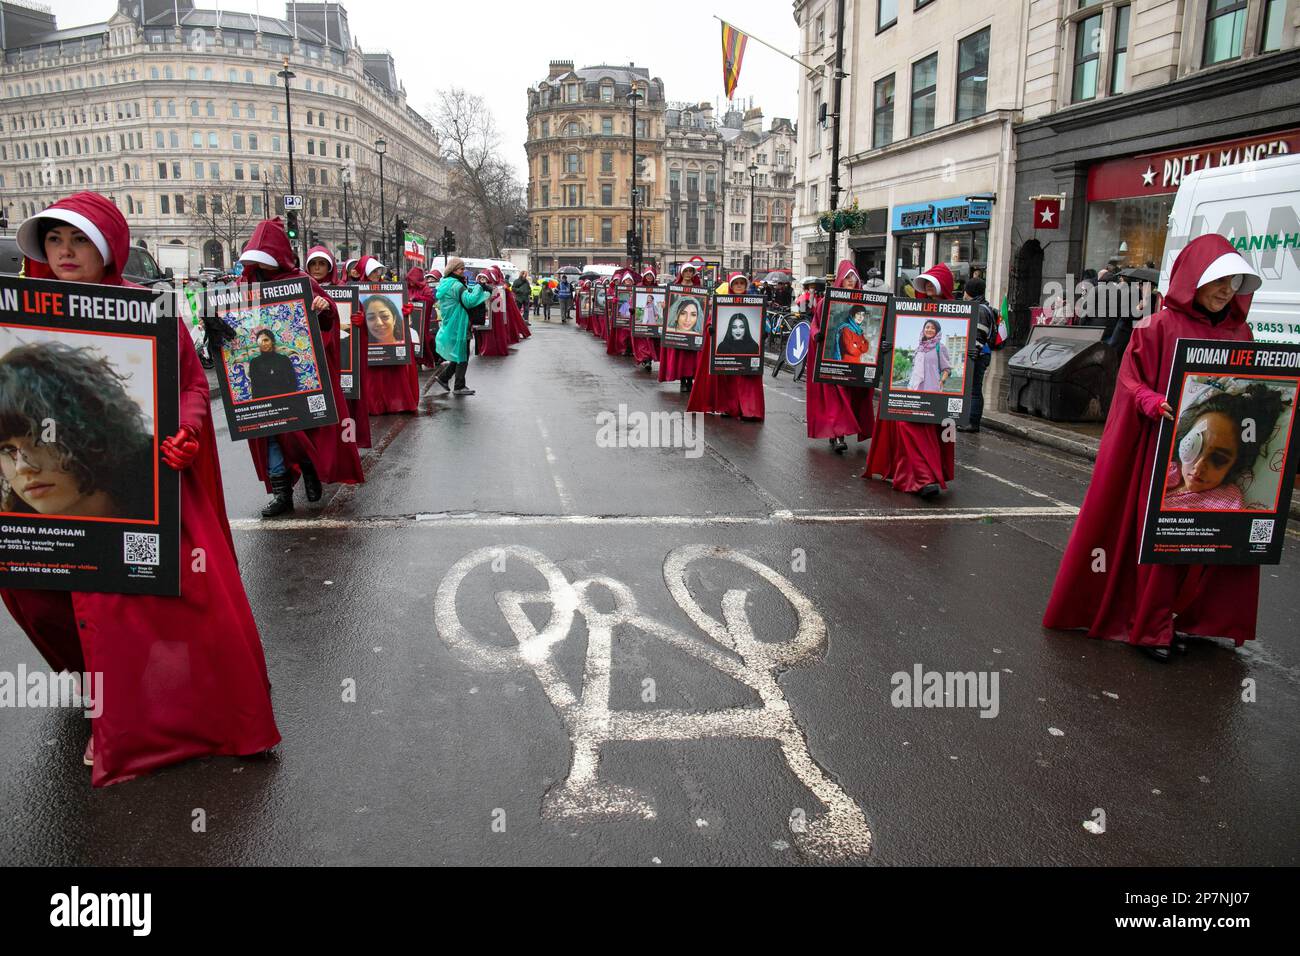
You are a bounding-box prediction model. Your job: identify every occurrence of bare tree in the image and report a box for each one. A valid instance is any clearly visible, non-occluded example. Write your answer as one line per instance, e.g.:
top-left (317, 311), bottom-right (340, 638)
top-left (432, 87), bottom-right (525, 258)
top-left (185, 182), bottom-right (257, 266)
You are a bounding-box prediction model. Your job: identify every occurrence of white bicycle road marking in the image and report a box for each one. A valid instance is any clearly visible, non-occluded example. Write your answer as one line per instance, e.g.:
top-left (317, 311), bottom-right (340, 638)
top-left (433, 544), bottom-right (873, 861)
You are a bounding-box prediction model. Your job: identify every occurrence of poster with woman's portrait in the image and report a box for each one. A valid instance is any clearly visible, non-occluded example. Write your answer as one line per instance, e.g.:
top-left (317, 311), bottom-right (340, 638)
top-left (1141, 339), bottom-right (1300, 564)
top-left (878, 297), bottom-right (976, 425)
top-left (0, 275), bottom-right (181, 596)
top-left (633, 288), bottom-right (665, 338)
top-left (710, 295), bottom-right (766, 376)
top-left (324, 285), bottom-right (361, 401)
top-left (812, 288), bottom-right (889, 389)
top-left (410, 303), bottom-right (424, 358)
top-left (213, 276), bottom-right (338, 441)
top-left (662, 285), bottom-right (709, 351)
top-left (614, 288), bottom-right (634, 329)
top-left (359, 282), bottom-right (411, 366)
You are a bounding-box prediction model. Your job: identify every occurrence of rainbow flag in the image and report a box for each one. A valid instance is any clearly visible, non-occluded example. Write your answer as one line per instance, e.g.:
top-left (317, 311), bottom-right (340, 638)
top-left (721, 22), bottom-right (748, 98)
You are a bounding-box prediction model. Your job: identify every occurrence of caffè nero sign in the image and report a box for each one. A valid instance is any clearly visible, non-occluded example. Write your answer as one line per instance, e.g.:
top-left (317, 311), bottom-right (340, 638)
top-left (891, 197), bottom-right (992, 234)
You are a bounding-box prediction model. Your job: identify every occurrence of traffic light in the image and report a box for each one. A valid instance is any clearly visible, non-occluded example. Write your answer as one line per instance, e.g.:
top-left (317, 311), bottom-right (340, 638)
top-left (441, 227), bottom-right (456, 254)
top-left (286, 212), bottom-right (299, 242)
top-left (308, 230), bottom-right (319, 247)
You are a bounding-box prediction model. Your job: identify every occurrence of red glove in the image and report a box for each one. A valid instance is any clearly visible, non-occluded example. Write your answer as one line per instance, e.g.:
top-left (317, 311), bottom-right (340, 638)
top-left (161, 424), bottom-right (200, 470)
top-left (351, 310), bottom-right (364, 327)
top-left (402, 303), bottom-right (413, 316)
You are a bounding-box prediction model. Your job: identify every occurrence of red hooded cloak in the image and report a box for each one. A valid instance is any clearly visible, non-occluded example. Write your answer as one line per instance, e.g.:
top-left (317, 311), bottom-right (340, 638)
top-left (357, 256), bottom-right (420, 414)
top-left (863, 262), bottom-right (956, 492)
top-left (1, 192), bottom-right (280, 785)
top-left (606, 271), bottom-right (634, 357)
top-left (241, 222), bottom-right (364, 489)
top-left (807, 259), bottom-right (875, 441)
top-left (631, 268), bottom-right (662, 365)
top-left (309, 245), bottom-right (372, 449)
top-left (473, 269), bottom-right (514, 357)
top-left (686, 272), bottom-right (765, 420)
top-left (407, 266), bottom-right (440, 370)
top-left (1043, 234), bottom-right (1262, 647)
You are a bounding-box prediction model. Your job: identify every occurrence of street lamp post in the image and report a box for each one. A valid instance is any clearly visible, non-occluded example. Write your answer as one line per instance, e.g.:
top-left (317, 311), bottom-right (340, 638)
top-left (375, 137), bottom-right (387, 267)
top-left (747, 161), bottom-right (758, 276)
top-left (277, 58), bottom-right (297, 251)
top-left (342, 166), bottom-right (351, 263)
top-left (627, 83), bottom-right (644, 271)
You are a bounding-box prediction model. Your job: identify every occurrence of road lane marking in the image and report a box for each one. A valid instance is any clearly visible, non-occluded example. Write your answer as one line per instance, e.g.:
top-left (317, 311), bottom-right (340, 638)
top-left (957, 462), bottom-right (1075, 509)
top-left (534, 417), bottom-right (573, 513)
top-left (434, 544), bottom-right (872, 860)
top-left (229, 504), bottom-right (1078, 531)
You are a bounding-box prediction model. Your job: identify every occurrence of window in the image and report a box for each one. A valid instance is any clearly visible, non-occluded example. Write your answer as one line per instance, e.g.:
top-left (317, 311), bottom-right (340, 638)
top-left (910, 54), bottom-right (938, 135)
top-left (565, 184), bottom-right (582, 206)
top-left (1073, 13), bottom-right (1103, 101)
top-left (565, 121), bottom-right (580, 137)
top-left (1204, 0), bottom-right (1247, 65)
top-left (686, 172), bottom-right (699, 194)
top-left (272, 135), bottom-right (282, 152)
top-left (158, 161), bottom-right (167, 179)
top-left (540, 119), bottom-right (550, 137)
top-left (174, 195), bottom-right (184, 213)
top-left (249, 133), bottom-right (258, 150)
top-left (160, 195), bottom-right (170, 214)
top-left (601, 218), bottom-right (613, 243)
top-left (878, 0), bottom-right (898, 32)
top-left (1111, 5), bottom-right (1130, 94)
top-left (235, 164), bottom-right (245, 181)
top-left (192, 131), bottom-right (202, 148)
top-left (601, 83), bottom-right (614, 103)
top-left (956, 28), bottom-right (990, 121)
top-left (208, 132), bottom-right (218, 148)
top-left (155, 131), bottom-right (165, 149)
top-left (541, 155), bottom-right (549, 176)
top-left (732, 222), bottom-right (744, 241)
top-left (205, 101), bottom-right (215, 117)
top-left (232, 133), bottom-right (243, 149)
top-left (601, 151), bottom-right (614, 173)
top-left (601, 116), bottom-right (613, 135)
top-left (306, 112), bottom-right (314, 126)
top-left (1262, 0), bottom-right (1286, 52)
top-left (565, 152), bottom-right (580, 173)
top-left (815, 14), bottom-right (825, 44)
top-left (873, 74), bottom-right (895, 148)
top-left (541, 183), bottom-right (550, 207)
top-left (172, 162), bottom-right (181, 179)
top-left (170, 131), bottom-right (179, 148)
top-left (232, 101), bottom-right (241, 118)
top-left (636, 118), bottom-right (648, 137)
top-left (194, 161), bottom-right (204, 179)
top-left (541, 220), bottom-right (549, 245)
top-left (601, 183), bottom-right (613, 205)
top-left (191, 101), bottom-right (200, 117)
top-left (210, 162), bottom-right (219, 179)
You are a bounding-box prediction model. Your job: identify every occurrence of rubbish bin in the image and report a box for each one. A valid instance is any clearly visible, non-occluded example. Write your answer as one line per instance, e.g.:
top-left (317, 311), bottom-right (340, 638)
top-left (1006, 326), bottom-right (1117, 422)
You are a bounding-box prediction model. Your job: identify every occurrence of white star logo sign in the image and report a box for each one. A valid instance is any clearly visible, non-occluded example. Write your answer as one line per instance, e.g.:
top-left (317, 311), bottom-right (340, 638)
top-left (1141, 166), bottom-right (1156, 186)
top-left (1039, 205), bottom-right (1056, 225)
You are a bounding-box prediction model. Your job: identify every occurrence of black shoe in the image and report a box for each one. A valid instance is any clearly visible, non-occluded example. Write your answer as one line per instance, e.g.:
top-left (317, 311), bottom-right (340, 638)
top-left (260, 474), bottom-right (294, 518)
top-left (1139, 644), bottom-right (1172, 663)
top-left (453, 387), bottom-right (476, 396)
top-left (956, 424), bottom-right (980, 433)
top-left (835, 437), bottom-right (848, 452)
top-left (918, 483), bottom-right (941, 500)
top-left (300, 461), bottom-right (322, 503)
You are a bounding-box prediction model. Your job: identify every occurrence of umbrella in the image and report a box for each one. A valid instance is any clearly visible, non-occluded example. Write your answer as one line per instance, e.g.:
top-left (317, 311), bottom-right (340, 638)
top-left (764, 270), bottom-right (793, 283)
top-left (558, 266), bottom-right (582, 275)
top-left (1119, 267), bottom-right (1159, 284)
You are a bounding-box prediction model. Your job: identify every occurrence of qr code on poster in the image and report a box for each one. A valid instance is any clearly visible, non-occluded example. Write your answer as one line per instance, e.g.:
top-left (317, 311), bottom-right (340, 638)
top-left (1249, 519), bottom-right (1274, 544)
top-left (340, 374), bottom-right (353, 390)
top-left (396, 347), bottom-right (407, 358)
top-left (947, 398), bottom-right (964, 414)
top-left (307, 394), bottom-right (327, 413)
top-left (123, 532), bottom-right (160, 566)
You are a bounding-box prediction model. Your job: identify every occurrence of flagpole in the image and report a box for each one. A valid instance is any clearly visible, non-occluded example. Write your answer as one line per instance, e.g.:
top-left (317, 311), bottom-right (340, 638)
top-left (823, 0), bottom-right (846, 281)
top-left (712, 15), bottom-right (825, 74)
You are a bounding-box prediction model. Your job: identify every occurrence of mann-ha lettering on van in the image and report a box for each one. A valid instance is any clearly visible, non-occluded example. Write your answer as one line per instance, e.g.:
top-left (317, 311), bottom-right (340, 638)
top-left (1160, 154), bottom-right (1300, 345)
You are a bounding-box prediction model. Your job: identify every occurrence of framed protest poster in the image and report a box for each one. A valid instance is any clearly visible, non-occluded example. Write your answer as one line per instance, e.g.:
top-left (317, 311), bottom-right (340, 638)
top-left (410, 303), bottom-right (425, 358)
top-left (632, 287), bottom-right (665, 338)
top-left (213, 276), bottom-right (339, 441)
top-left (710, 294), bottom-right (766, 376)
top-left (324, 285), bottom-right (361, 402)
top-left (614, 287), bottom-right (634, 329)
top-left (358, 282), bottom-right (411, 366)
top-left (662, 285), bottom-right (709, 352)
top-left (812, 288), bottom-right (889, 389)
top-left (0, 276), bottom-right (181, 596)
top-left (878, 297), bottom-right (976, 425)
top-left (1140, 338), bottom-right (1300, 565)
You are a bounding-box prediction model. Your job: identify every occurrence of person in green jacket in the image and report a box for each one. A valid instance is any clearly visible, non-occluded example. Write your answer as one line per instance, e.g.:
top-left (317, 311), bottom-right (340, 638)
top-left (434, 257), bottom-right (491, 395)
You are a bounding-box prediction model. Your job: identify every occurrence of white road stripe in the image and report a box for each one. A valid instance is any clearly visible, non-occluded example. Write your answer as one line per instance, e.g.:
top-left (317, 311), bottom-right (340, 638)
top-left (957, 462), bottom-right (1075, 508)
top-left (229, 504), bottom-right (1077, 532)
top-left (534, 417), bottom-right (573, 512)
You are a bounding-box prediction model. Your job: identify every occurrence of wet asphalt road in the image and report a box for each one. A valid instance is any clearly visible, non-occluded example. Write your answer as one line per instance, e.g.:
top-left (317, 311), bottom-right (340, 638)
top-left (1, 319), bottom-right (1297, 866)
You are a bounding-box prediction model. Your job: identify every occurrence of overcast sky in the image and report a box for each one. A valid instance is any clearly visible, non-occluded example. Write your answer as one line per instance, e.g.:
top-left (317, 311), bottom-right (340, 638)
top-left (49, 1), bottom-right (802, 176)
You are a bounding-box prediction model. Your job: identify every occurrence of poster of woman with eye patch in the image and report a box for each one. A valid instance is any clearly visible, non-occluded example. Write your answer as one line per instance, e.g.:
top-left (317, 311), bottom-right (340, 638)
top-left (1141, 339), bottom-right (1300, 564)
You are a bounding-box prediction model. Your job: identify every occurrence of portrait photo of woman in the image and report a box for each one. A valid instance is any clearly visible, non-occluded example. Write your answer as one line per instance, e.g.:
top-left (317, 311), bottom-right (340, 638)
top-left (672, 297), bottom-right (703, 334)
top-left (363, 294), bottom-right (405, 346)
top-left (716, 311), bottom-right (761, 356)
top-left (1163, 379), bottom-right (1291, 512)
top-left (827, 305), bottom-right (878, 365)
top-left (905, 318), bottom-right (953, 391)
top-left (0, 340), bottom-right (154, 521)
top-left (247, 328), bottom-right (301, 399)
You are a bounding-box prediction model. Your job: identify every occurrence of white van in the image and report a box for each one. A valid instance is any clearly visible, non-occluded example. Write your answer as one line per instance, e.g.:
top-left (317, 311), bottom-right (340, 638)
top-left (1159, 153), bottom-right (1300, 343)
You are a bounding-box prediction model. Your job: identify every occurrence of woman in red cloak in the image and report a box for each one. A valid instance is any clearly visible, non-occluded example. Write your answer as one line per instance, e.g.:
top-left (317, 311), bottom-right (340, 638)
top-left (606, 271), bottom-right (635, 357)
top-left (576, 279), bottom-right (591, 330)
top-left (306, 246), bottom-right (372, 450)
top-left (405, 266), bottom-right (436, 368)
top-left (413, 268), bottom-right (443, 370)
top-left (357, 255), bottom-right (420, 415)
top-left (471, 269), bottom-right (513, 357)
top-left (239, 223), bottom-right (364, 517)
top-left (1043, 234), bottom-right (1265, 661)
top-left (809, 260), bottom-right (875, 453)
top-left (499, 268), bottom-right (531, 342)
top-left (686, 272), bottom-right (765, 421)
top-left (658, 258), bottom-right (704, 393)
top-left (1, 192), bottom-right (280, 785)
top-left (863, 262), bottom-right (959, 498)
top-left (590, 278), bottom-right (609, 339)
top-left (631, 267), bottom-right (662, 371)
